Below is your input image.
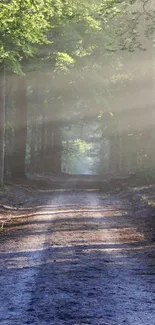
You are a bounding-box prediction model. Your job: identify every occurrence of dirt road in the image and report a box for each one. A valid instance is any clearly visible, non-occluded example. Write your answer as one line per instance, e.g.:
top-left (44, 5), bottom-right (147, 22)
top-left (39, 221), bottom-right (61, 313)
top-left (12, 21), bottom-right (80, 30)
top-left (0, 190), bottom-right (155, 325)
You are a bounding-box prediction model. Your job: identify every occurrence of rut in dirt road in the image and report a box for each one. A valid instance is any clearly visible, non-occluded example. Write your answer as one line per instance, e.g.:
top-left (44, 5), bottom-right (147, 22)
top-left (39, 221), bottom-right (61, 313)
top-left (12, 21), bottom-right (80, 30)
top-left (0, 191), bottom-right (155, 325)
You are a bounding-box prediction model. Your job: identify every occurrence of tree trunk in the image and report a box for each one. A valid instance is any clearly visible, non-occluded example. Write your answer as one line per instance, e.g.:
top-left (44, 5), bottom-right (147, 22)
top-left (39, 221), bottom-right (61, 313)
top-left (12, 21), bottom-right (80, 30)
top-left (4, 123), bottom-right (13, 176)
top-left (44, 121), bottom-right (62, 173)
top-left (30, 123), bottom-right (37, 171)
top-left (39, 116), bottom-right (46, 173)
top-left (0, 66), bottom-right (6, 184)
top-left (52, 124), bottom-right (62, 173)
top-left (109, 134), bottom-right (121, 176)
top-left (12, 75), bottom-right (27, 178)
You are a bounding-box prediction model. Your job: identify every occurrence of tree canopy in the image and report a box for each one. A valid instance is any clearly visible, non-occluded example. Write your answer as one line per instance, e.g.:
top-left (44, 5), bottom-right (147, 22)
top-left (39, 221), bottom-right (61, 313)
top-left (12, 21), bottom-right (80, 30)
top-left (1, 0), bottom-right (153, 73)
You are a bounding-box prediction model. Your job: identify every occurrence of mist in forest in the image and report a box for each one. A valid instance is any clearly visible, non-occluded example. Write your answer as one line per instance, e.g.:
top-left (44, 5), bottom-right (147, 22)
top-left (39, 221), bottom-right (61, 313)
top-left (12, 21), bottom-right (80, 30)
top-left (1, 0), bottom-right (155, 181)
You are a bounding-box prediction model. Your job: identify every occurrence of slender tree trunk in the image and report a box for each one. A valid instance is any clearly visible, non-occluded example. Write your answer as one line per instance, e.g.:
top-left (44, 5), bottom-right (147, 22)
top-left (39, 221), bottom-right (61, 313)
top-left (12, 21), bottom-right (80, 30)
top-left (44, 121), bottom-right (54, 173)
top-left (12, 75), bottom-right (27, 178)
top-left (4, 74), bottom-right (13, 177)
top-left (4, 124), bottom-right (13, 176)
top-left (44, 121), bottom-right (62, 173)
top-left (0, 66), bottom-right (6, 184)
top-left (109, 134), bottom-right (121, 176)
top-left (35, 119), bottom-right (42, 173)
top-left (40, 116), bottom-right (46, 173)
top-left (30, 123), bottom-right (36, 171)
top-left (52, 124), bottom-right (62, 173)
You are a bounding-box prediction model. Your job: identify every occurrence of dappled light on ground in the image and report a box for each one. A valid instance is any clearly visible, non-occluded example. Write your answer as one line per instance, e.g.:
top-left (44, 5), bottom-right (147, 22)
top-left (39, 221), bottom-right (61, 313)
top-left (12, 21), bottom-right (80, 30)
top-left (1, 191), bottom-right (155, 325)
top-left (0, 193), bottom-right (153, 273)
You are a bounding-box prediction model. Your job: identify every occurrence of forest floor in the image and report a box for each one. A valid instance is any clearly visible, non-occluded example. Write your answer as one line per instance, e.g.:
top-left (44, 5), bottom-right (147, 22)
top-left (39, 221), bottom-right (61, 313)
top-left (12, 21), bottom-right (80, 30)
top-left (0, 175), bottom-right (155, 324)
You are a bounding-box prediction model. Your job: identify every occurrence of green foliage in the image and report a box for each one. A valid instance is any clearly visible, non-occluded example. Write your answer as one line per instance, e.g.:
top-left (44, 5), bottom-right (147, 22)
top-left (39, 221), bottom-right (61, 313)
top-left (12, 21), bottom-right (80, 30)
top-left (0, 0), bottom-right (104, 73)
top-left (1, 0), bottom-right (153, 73)
top-left (0, 0), bottom-right (54, 72)
top-left (63, 139), bottom-right (93, 156)
top-left (55, 52), bottom-right (75, 72)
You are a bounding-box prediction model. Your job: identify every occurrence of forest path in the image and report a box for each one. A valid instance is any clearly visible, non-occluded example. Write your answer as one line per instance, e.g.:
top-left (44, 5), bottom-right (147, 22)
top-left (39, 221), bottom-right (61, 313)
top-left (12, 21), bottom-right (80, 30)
top-left (0, 190), bottom-right (155, 325)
